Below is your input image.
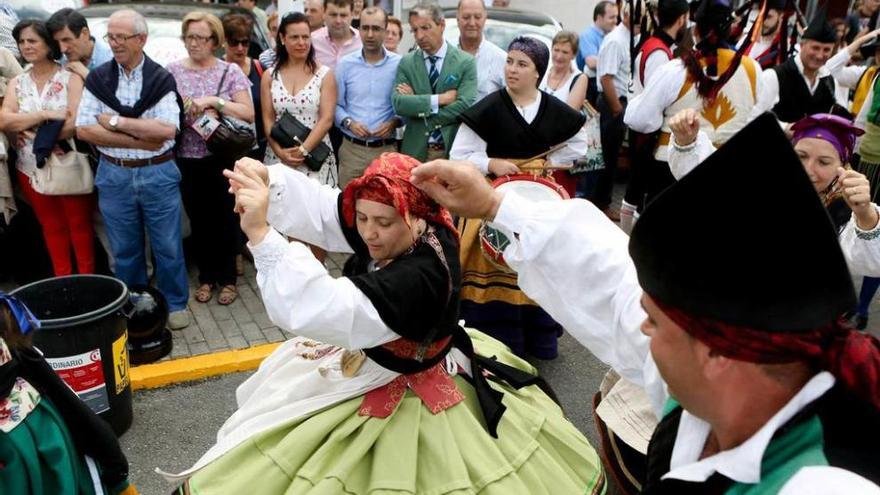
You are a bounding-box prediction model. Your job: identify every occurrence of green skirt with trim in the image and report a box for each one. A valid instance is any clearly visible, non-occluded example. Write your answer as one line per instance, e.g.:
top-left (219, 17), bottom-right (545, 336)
top-left (186, 331), bottom-right (606, 495)
top-left (0, 397), bottom-right (131, 495)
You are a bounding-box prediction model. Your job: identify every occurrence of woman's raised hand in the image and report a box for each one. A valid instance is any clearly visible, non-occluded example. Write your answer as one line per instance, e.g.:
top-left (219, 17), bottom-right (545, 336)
top-left (224, 159), bottom-right (271, 244)
top-left (840, 168), bottom-right (880, 230)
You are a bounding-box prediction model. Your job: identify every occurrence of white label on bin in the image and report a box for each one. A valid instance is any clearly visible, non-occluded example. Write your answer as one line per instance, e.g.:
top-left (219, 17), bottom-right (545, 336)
top-left (45, 349), bottom-right (110, 414)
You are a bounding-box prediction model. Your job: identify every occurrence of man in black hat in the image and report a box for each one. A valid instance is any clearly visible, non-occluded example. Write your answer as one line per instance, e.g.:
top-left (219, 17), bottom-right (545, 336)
top-left (751, 7), bottom-right (878, 125)
top-left (412, 114), bottom-right (880, 492)
top-left (625, 0), bottom-right (758, 223)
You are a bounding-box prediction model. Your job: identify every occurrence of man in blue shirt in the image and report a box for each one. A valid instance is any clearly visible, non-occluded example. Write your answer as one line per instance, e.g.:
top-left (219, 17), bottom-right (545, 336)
top-left (577, 1), bottom-right (617, 105)
top-left (335, 6), bottom-right (402, 186)
top-left (47, 8), bottom-right (113, 80)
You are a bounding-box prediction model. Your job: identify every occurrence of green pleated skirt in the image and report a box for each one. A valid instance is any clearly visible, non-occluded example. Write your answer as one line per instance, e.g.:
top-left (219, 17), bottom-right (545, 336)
top-left (186, 331), bottom-right (606, 495)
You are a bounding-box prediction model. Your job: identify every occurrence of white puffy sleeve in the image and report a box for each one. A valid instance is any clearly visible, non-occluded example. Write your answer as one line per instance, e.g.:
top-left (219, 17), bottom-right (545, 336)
top-left (448, 122), bottom-right (490, 174)
top-left (265, 165), bottom-right (354, 253)
top-left (249, 229), bottom-right (398, 349)
top-left (838, 205), bottom-right (880, 277)
top-left (666, 131), bottom-right (716, 180)
top-left (489, 192), bottom-right (668, 413)
top-left (624, 60), bottom-right (687, 134)
top-left (548, 125), bottom-right (589, 166)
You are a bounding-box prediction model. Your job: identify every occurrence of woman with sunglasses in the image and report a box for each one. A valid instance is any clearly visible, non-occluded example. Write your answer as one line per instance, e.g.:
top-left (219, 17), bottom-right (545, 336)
top-left (223, 13), bottom-right (267, 160)
top-left (167, 11), bottom-right (255, 306)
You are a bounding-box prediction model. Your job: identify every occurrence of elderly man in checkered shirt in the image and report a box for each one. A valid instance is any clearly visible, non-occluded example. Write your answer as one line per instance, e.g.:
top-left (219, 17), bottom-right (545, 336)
top-left (76, 9), bottom-right (190, 330)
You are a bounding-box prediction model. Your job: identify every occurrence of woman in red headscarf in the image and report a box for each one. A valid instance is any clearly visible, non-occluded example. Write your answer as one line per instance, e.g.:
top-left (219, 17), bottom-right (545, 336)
top-left (162, 153), bottom-right (606, 494)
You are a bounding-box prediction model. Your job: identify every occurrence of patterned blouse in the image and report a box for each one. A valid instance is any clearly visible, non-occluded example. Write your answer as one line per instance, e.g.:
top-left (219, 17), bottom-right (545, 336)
top-left (13, 65), bottom-right (70, 176)
top-left (167, 58), bottom-right (251, 159)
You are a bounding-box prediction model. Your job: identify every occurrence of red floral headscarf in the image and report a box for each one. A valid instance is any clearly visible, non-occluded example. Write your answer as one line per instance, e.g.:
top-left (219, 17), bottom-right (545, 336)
top-left (341, 152), bottom-right (457, 239)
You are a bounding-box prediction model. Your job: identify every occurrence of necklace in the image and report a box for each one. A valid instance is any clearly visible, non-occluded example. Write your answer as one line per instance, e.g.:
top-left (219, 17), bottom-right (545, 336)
top-left (546, 68), bottom-right (569, 91)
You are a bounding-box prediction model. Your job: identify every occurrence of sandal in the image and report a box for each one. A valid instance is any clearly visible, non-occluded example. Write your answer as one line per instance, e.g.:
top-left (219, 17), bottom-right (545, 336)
top-left (218, 285), bottom-right (238, 305)
top-left (195, 283), bottom-right (214, 303)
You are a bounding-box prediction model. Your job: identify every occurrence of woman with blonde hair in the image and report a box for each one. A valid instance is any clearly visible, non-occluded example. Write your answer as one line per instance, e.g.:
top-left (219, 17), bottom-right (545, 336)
top-left (167, 11), bottom-right (255, 305)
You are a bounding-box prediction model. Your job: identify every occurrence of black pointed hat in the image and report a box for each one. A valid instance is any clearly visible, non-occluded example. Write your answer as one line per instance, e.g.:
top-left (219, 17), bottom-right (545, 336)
top-left (765, 0), bottom-right (786, 12)
top-left (803, 3), bottom-right (837, 43)
top-left (629, 113), bottom-right (856, 332)
top-left (694, 0), bottom-right (734, 31)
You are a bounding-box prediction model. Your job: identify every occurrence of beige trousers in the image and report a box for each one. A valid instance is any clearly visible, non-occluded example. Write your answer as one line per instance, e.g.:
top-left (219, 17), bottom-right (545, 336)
top-left (338, 139), bottom-right (398, 188)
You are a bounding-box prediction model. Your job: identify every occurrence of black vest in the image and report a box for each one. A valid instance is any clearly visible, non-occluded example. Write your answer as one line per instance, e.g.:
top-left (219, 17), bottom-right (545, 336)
top-left (771, 58), bottom-right (837, 123)
top-left (641, 383), bottom-right (880, 494)
top-left (458, 89), bottom-right (586, 159)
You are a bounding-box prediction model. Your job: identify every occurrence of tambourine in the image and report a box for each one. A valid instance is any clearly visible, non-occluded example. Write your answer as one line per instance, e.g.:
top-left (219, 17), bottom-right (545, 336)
top-left (478, 174), bottom-right (569, 271)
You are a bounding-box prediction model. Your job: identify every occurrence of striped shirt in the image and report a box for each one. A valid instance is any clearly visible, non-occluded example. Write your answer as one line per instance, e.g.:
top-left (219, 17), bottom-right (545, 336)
top-left (75, 57), bottom-right (180, 159)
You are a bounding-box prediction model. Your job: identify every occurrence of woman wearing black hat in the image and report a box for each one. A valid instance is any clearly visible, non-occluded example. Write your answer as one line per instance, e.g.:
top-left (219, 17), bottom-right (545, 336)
top-left (448, 36), bottom-right (587, 360)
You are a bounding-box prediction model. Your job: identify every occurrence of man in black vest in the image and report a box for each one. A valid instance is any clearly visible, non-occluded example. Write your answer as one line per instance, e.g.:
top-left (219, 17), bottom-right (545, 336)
top-left (751, 8), bottom-right (841, 126)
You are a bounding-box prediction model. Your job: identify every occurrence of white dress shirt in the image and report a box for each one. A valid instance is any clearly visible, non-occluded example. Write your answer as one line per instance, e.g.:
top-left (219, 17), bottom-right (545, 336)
top-left (448, 90), bottom-right (588, 174)
top-left (456, 38), bottom-right (506, 101)
top-left (596, 23), bottom-right (633, 99)
top-left (487, 190), bottom-right (880, 492)
top-left (423, 41), bottom-right (448, 115)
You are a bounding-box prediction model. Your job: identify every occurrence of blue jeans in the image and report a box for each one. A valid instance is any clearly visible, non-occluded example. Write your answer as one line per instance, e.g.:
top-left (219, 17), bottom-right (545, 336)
top-left (95, 157), bottom-right (189, 311)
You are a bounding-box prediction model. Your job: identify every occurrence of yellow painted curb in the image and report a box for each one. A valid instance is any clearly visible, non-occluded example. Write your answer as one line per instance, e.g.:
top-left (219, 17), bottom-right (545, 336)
top-left (130, 343), bottom-right (282, 390)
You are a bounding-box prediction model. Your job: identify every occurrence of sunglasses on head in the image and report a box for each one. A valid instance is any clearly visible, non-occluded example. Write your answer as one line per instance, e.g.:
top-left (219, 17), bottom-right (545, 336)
top-left (229, 38), bottom-right (250, 47)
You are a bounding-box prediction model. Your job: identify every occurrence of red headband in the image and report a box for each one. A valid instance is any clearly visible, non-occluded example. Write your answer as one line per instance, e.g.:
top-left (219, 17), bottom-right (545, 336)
top-left (653, 297), bottom-right (880, 411)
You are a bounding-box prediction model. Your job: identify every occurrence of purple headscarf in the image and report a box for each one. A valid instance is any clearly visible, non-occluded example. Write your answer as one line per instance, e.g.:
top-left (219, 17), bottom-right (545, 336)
top-left (791, 113), bottom-right (865, 165)
top-left (507, 36), bottom-right (549, 87)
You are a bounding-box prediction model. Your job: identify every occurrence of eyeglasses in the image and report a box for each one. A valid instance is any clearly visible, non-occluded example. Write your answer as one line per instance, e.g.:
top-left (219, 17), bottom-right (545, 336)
top-left (103, 33), bottom-right (140, 44)
top-left (183, 34), bottom-right (214, 45)
top-left (228, 38), bottom-right (250, 47)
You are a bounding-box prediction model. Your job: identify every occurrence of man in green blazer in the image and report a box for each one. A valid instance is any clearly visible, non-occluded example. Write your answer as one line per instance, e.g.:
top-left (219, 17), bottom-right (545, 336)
top-left (393, 2), bottom-right (477, 162)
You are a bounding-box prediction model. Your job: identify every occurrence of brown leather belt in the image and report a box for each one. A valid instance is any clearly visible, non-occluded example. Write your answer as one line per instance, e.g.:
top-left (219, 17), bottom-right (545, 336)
top-left (101, 150), bottom-right (174, 168)
top-left (427, 143), bottom-right (445, 151)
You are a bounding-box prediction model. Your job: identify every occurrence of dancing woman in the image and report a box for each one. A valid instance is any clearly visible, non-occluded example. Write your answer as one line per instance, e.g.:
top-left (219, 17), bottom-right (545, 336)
top-left (164, 153), bottom-right (605, 494)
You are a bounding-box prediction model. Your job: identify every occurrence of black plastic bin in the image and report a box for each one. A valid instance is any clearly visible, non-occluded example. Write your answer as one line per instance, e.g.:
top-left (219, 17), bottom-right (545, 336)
top-left (11, 275), bottom-right (133, 436)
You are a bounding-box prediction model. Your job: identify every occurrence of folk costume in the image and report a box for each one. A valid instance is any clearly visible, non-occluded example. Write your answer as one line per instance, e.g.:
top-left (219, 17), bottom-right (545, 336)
top-left (751, 8), bottom-right (847, 125)
top-left (625, 0), bottom-right (760, 213)
top-left (486, 113), bottom-right (880, 493)
top-left (625, 0), bottom-right (689, 225)
top-left (449, 38), bottom-right (587, 360)
top-left (163, 153), bottom-right (606, 494)
top-left (0, 294), bottom-right (135, 495)
top-left (741, 0), bottom-right (789, 70)
top-left (668, 113), bottom-right (880, 276)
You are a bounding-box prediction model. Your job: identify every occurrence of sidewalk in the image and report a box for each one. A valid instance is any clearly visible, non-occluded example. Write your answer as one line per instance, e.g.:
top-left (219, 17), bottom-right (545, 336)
top-left (166, 252), bottom-right (346, 359)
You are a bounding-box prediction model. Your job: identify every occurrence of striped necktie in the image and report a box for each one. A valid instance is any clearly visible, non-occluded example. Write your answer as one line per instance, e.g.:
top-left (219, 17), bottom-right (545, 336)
top-left (427, 55), bottom-right (443, 144)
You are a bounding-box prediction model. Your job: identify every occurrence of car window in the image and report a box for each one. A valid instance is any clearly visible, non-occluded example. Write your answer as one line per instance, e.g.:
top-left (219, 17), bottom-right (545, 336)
top-left (87, 17), bottom-right (191, 67)
top-left (443, 19), bottom-right (556, 52)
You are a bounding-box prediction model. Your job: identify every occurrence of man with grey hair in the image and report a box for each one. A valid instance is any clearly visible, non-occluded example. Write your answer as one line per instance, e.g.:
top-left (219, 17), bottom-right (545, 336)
top-left (76, 9), bottom-right (190, 330)
top-left (393, 1), bottom-right (477, 161)
top-left (455, 0), bottom-right (505, 101)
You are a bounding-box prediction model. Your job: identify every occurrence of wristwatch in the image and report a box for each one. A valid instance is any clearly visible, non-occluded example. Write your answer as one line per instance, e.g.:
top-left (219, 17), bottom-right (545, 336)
top-left (215, 97), bottom-right (226, 112)
top-left (109, 115), bottom-right (119, 130)
top-left (341, 117), bottom-right (353, 129)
